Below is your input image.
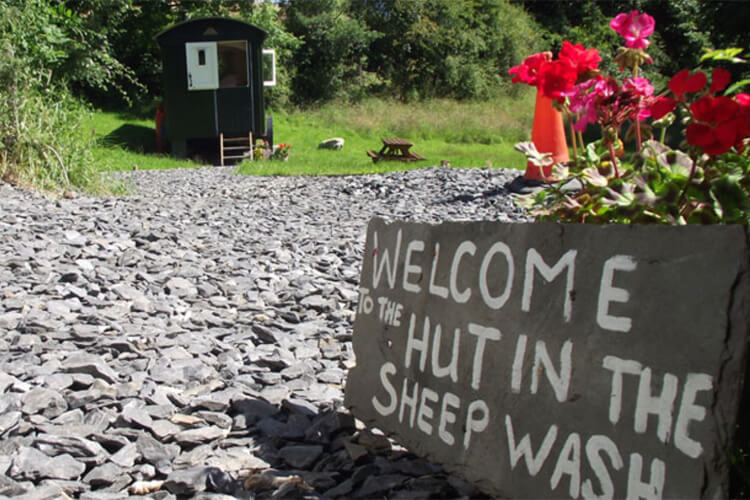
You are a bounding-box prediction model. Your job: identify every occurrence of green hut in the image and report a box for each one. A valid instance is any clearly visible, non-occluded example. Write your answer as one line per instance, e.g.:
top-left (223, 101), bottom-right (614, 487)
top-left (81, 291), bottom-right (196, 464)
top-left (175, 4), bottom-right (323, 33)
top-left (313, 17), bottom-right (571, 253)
top-left (155, 17), bottom-right (275, 163)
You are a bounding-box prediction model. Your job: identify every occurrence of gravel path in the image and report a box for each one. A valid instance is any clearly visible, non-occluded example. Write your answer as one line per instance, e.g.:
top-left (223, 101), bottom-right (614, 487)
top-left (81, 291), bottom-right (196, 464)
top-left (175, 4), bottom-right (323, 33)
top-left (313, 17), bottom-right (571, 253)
top-left (0, 166), bottom-right (529, 499)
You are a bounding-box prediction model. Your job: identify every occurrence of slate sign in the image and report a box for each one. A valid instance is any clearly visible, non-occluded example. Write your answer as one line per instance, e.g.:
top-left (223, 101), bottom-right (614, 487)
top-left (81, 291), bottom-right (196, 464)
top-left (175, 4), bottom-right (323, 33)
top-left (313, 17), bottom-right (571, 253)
top-left (345, 218), bottom-right (750, 499)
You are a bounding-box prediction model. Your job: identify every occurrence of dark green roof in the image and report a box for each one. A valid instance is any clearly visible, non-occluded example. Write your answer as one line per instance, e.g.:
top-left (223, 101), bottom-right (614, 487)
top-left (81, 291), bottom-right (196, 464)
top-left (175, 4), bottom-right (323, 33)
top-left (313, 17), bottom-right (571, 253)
top-left (155, 17), bottom-right (267, 46)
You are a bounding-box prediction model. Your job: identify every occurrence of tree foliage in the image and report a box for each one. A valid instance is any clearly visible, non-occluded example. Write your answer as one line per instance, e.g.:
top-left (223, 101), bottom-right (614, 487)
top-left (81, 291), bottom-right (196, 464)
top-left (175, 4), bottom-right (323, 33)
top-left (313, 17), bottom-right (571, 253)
top-left (5, 0), bottom-right (138, 100)
top-left (13, 0), bottom-right (741, 108)
top-left (350, 0), bottom-right (542, 100)
top-left (284, 0), bottom-right (380, 104)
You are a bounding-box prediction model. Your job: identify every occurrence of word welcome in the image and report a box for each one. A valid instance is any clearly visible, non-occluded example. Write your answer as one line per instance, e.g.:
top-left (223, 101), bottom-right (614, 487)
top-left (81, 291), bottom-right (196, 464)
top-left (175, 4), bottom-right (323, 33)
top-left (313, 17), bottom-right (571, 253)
top-left (371, 229), bottom-right (637, 332)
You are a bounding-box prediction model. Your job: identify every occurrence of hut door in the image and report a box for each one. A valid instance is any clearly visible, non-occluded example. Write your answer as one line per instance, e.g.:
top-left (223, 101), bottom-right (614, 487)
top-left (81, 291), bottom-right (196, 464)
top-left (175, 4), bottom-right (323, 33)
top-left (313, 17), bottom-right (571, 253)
top-left (185, 42), bottom-right (219, 90)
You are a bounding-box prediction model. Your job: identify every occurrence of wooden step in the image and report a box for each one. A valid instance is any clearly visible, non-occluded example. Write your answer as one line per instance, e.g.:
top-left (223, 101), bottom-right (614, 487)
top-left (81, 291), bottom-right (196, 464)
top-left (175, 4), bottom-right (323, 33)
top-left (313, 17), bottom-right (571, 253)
top-left (220, 132), bottom-right (253, 166)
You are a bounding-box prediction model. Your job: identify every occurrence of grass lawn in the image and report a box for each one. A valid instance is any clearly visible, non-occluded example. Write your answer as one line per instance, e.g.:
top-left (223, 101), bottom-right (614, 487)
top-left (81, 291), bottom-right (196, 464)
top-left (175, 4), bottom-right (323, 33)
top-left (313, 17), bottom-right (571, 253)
top-left (83, 109), bottom-right (197, 172)
top-left (85, 92), bottom-right (535, 176)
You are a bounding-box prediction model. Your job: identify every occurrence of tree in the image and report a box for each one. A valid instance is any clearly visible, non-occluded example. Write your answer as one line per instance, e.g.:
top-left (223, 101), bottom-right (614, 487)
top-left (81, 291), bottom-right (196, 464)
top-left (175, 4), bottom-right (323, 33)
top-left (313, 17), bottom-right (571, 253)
top-left (350, 0), bottom-right (542, 100)
top-left (283, 0), bottom-right (380, 104)
top-left (4, 0), bottom-right (138, 100)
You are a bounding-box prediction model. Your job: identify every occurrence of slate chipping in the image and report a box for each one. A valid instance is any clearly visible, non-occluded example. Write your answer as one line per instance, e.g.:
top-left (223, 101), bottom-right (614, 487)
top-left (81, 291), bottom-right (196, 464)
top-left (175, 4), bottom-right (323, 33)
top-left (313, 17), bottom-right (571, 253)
top-left (0, 166), bottom-right (529, 498)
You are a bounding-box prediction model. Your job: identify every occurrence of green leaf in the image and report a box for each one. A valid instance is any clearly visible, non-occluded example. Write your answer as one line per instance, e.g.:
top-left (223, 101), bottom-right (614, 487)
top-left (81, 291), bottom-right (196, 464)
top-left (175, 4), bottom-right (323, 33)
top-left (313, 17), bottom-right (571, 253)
top-left (585, 142), bottom-right (600, 164)
top-left (641, 139), bottom-right (671, 159)
top-left (700, 47), bottom-right (747, 64)
top-left (602, 183), bottom-right (636, 207)
top-left (656, 150), bottom-right (693, 179)
top-left (725, 79), bottom-right (750, 95)
top-left (709, 188), bottom-right (724, 219)
top-left (514, 141), bottom-right (553, 168)
top-left (582, 167), bottom-right (608, 187)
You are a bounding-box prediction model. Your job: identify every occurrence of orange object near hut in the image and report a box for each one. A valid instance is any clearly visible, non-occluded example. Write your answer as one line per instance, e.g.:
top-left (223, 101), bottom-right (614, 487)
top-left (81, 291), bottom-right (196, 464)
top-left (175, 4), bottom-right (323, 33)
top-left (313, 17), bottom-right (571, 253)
top-left (525, 89), bottom-right (569, 181)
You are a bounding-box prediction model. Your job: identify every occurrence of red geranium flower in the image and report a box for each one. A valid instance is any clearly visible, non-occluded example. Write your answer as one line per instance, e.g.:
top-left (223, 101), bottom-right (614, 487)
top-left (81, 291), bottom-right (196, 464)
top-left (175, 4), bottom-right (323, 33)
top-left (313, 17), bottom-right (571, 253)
top-left (650, 97), bottom-right (677, 120)
top-left (669, 69), bottom-right (707, 99)
top-left (509, 52), bottom-right (552, 87)
top-left (733, 94), bottom-right (750, 149)
top-left (558, 41), bottom-right (601, 80)
top-left (686, 96), bottom-right (741, 155)
top-left (709, 68), bottom-right (732, 94)
top-left (691, 96), bottom-right (739, 130)
top-left (539, 58), bottom-right (578, 103)
top-left (686, 122), bottom-right (738, 156)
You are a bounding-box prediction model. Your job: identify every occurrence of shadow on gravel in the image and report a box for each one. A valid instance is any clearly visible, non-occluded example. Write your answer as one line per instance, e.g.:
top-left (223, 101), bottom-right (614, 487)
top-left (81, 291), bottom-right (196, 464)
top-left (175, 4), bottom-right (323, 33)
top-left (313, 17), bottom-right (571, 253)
top-left (142, 396), bottom-right (489, 499)
top-left (442, 186), bottom-right (509, 204)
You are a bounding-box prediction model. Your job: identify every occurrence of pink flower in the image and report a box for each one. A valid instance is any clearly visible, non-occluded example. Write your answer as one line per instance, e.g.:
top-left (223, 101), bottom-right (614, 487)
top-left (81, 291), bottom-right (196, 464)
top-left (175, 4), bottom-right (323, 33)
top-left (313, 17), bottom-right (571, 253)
top-left (610, 10), bottom-right (655, 49)
top-left (570, 78), bottom-right (619, 132)
top-left (569, 80), bottom-right (599, 132)
top-left (623, 76), bottom-right (654, 97)
top-left (623, 77), bottom-right (654, 119)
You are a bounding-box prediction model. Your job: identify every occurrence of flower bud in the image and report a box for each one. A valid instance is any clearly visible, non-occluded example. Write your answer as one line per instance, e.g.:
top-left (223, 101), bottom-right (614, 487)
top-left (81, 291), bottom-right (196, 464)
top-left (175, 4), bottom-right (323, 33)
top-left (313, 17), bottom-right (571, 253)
top-left (614, 47), bottom-right (654, 72)
top-left (652, 112), bottom-right (675, 129)
top-left (603, 127), bottom-right (618, 144)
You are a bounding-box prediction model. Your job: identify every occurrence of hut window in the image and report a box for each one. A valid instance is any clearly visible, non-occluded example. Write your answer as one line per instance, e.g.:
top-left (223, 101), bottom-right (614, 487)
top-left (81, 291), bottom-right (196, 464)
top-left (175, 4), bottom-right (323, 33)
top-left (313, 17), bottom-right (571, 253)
top-left (198, 49), bottom-right (206, 66)
top-left (218, 40), bottom-right (248, 88)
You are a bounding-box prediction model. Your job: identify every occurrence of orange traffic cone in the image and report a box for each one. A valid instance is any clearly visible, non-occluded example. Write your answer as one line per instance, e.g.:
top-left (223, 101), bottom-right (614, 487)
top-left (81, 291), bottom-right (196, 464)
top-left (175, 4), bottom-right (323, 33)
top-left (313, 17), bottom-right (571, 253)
top-left (526, 89), bottom-right (569, 181)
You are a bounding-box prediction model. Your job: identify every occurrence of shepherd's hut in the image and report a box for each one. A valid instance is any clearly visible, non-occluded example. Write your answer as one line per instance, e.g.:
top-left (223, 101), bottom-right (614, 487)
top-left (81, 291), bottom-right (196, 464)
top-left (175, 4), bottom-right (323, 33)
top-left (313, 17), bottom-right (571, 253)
top-left (155, 17), bottom-right (275, 164)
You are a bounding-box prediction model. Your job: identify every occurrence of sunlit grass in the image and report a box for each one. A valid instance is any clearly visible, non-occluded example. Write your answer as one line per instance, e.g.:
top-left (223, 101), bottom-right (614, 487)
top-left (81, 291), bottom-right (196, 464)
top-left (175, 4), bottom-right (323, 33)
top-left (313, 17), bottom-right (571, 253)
top-left (83, 110), bottom-right (197, 171)
top-left (86, 91), bottom-right (536, 176)
top-left (239, 93), bottom-right (535, 175)
top-left (315, 95), bottom-right (535, 144)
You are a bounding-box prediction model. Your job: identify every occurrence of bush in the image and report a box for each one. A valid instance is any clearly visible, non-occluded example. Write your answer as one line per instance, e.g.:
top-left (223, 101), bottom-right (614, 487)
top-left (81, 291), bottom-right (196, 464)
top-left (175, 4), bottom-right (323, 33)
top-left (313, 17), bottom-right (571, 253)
top-left (0, 0), bottom-right (108, 193)
top-left (0, 44), bottom-right (102, 192)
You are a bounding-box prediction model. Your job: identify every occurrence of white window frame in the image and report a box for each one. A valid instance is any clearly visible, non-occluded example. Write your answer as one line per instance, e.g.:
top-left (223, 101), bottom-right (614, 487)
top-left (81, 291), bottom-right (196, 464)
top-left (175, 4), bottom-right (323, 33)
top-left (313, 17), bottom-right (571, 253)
top-left (263, 48), bottom-right (276, 87)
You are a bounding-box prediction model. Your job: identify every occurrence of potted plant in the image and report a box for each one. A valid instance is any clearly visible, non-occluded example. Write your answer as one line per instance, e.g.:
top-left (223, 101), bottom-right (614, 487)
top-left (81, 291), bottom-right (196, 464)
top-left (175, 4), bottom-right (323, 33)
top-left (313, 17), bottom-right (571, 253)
top-left (510, 10), bottom-right (750, 225)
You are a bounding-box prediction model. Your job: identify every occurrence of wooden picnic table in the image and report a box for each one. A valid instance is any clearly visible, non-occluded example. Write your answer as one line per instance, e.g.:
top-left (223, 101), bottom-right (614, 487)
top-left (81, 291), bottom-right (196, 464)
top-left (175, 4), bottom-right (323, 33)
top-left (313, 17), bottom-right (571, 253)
top-left (367, 138), bottom-right (425, 163)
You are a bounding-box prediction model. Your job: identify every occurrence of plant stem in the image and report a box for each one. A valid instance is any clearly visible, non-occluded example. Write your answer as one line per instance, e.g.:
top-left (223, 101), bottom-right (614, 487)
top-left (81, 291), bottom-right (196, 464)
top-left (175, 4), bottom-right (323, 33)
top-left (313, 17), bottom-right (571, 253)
top-left (577, 131), bottom-right (586, 161)
top-left (607, 141), bottom-right (620, 178)
top-left (677, 155), bottom-right (698, 214)
top-left (567, 111), bottom-right (578, 167)
top-left (632, 62), bottom-right (643, 152)
top-left (635, 117), bottom-right (643, 152)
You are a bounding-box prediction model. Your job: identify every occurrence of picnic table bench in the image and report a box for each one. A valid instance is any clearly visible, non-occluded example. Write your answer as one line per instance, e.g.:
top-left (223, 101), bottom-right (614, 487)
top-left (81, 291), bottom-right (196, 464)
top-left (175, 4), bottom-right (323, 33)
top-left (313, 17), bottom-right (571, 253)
top-left (367, 138), bottom-right (425, 163)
